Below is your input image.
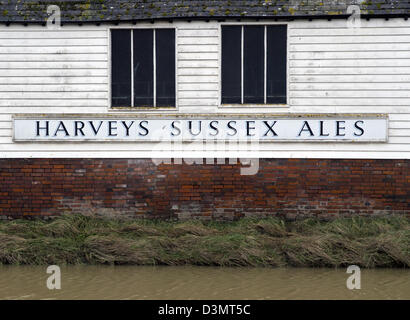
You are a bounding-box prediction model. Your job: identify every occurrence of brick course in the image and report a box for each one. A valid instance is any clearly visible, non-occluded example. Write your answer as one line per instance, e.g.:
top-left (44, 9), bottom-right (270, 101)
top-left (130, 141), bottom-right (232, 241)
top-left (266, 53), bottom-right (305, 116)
top-left (0, 159), bottom-right (408, 220)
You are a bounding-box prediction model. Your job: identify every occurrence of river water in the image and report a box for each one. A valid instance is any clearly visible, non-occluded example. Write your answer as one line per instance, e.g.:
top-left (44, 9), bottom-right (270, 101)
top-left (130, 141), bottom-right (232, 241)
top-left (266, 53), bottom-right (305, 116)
top-left (0, 266), bottom-right (408, 300)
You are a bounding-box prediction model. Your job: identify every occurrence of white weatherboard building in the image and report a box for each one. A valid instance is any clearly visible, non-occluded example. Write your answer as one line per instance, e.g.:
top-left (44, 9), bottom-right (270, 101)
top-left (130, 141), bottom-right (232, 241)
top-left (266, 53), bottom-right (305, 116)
top-left (0, 0), bottom-right (408, 219)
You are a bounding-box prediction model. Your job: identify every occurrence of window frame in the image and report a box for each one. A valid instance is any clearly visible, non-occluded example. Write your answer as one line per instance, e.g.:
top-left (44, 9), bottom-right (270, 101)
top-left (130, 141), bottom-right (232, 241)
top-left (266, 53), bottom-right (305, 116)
top-left (108, 25), bottom-right (178, 111)
top-left (219, 22), bottom-right (289, 108)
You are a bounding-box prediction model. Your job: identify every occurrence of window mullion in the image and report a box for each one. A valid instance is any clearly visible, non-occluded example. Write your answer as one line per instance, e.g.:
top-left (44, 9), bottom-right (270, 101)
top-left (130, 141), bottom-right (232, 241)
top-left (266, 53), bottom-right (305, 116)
top-left (264, 25), bottom-right (267, 105)
top-left (153, 29), bottom-right (157, 107)
top-left (241, 25), bottom-right (244, 105)
top-left (131, 29), bottom-right (134, 107)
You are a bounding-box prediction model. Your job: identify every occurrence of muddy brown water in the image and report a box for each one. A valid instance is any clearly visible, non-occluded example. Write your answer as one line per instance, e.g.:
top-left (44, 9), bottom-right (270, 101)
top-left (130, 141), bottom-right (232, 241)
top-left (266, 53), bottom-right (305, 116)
top-left (0, 266), bottom-right (408, 300)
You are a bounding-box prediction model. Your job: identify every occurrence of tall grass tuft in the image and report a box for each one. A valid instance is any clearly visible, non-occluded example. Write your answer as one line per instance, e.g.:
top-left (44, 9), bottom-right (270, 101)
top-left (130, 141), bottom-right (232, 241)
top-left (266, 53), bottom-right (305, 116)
top-left (0, 214), bottom-right (408, 268)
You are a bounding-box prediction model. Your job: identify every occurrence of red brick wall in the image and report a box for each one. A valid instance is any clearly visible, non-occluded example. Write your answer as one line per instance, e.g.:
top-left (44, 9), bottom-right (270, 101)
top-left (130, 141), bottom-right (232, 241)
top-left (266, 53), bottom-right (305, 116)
top-left (0, 159), bottom-right (408, 220)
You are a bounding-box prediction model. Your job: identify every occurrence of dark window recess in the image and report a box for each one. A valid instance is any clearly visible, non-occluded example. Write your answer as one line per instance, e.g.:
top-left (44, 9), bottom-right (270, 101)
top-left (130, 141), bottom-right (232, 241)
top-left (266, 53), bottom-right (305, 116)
top-left (111, 29), bottom-right (175, 108)
top-left (111, 29), bottom-right (131, 107)
top-left (221, 25), bottom-right (287, 105)
top-left (156, 29), bottom-right (176, 107)
top-left (221, 26), bottom-right (241, 104)
top-left (267, 25), bottom-right (287, 104)
top-left (244, 26), bottom-right (264, 104)
top-left (133, 29), bottom-right (154, 107)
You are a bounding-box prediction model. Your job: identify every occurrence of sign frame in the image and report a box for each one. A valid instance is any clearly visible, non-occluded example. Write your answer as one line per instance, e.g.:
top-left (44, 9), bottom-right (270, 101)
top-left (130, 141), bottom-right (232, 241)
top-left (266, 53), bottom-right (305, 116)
top-left (12, 113), bottom-right (389, 143)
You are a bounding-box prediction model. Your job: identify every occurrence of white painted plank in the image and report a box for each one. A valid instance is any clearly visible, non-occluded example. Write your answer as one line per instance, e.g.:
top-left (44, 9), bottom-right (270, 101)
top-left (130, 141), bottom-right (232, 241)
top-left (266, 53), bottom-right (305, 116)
top-left (0, 77), bottom-right (107, 84)
top-left (178, 37), bottom-right (219, 45)
top-left (178, 60), bottom-right (219, 68)
top-left (0, 107), bottom-right (106, 113)
top-left (0, 100), bottom-right (107, 107)
top-left (0, 115), bottom-right (11, 121)
top-left (291, 19), bottom-right (408, 28)
top-left (0, 84), bottom-right (108, 92)
top-left (178, 99), bottom-right (218, 106)
top-left (178, 52), bottom-right (219, 60)
top-left (178, 83), bottom-right (219, 91)
top-left (0, 122), bottom-right (11, 129)
top-left (178, 29), bottom-right (218, 37)
top-left (178, 91), bottom-right (219, 98)
top-left (290, 75), bottom-right (410, 83)
top-left (178, 68), bottom-right (218, 76)
top-left (0, 92), bottom-right (107, 99)
top-left (290, 27), bottom-right (410, 36)
top-left (177, 26), bottom-right (219, 30)
top-left (291, 67), bottom-right (410, 75)
top-left (178, 75), bottom-right (219, 83)
top-left (290, 91), bottom-right (410, 98)
top-left (291, 106), bottom-right (410, 113)
top-left (0, 31), bottom-right (107, 38)
top-left (290, 43), bottom-right (410, 52)
top-left (389, 137), bottom-right (410, 143)
top-left (290, 83), bottom-right (410, 90)
top-left (290, 98), bottom-right (410, 106)
top-left (0, 61), bottom-right (107, 69)
top-left (0, 38), bottom-right (107, 46)
top-left (0, 54), bottom-right (107, 62)
top-left (178, 45), bottom-right (218, 53)
top-left (290, 59), bottom-right (410, 68)
top-left (290, 51), bottom-right (410, 60)
top-left (0, 25), bottom-right (107, 31)
top-left (0, 47), bottom-right (107, 54)
top-left (0, 143), bottom-right (408, 152)
top-left (389, 129), bottom-right (410, 136)
top-left (291, 35), bottom-right (410, 44)
top-left (389, 114), bottom-right (410, 121)
top-left (0, 69), bottom-right (107, 77)
top-left (0, 151), bottom-right (408, 160)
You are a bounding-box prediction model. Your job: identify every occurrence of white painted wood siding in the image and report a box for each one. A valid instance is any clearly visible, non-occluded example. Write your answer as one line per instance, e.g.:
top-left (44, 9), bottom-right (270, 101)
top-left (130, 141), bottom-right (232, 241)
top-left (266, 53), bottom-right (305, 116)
top-left (0, 19), bottom-right (409, 158)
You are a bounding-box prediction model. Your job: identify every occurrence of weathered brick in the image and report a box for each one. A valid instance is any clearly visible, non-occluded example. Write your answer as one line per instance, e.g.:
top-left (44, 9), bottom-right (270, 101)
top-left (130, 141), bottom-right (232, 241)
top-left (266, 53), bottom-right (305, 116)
top-left (0, 159), bottom-right (408, 220)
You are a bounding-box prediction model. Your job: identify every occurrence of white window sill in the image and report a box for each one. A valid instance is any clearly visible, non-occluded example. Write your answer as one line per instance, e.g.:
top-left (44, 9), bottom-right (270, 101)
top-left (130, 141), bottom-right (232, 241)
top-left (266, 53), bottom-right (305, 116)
top-left (219, 104), bottom-right (289, 109)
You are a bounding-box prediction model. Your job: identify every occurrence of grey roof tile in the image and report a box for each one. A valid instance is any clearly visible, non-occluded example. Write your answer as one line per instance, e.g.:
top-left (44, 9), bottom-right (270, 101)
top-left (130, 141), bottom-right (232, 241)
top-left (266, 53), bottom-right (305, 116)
top-left (0, 0), bottom-right (408, 23)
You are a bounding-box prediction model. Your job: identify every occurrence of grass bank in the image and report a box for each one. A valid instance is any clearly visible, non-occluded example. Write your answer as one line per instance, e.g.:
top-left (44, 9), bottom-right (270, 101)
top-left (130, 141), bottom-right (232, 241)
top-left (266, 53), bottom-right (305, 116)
top-left (0, 214), bottom-right (409, 268)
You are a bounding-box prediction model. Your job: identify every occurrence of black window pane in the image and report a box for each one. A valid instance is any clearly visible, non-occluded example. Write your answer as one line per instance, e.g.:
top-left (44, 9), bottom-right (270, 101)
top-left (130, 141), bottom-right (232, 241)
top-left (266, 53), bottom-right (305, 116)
top-left (133, 29), bottom-right (154, 107)
top-left (222, 26), bottom-right (241, 104)
top-left (244, 26), bottom-right (264, 104)
top-left (156, 29), bottom-right (175, 107)
top-left (267, 25), bottom-right (287, 104)
top-left (111, 30), bottom-right (131, 107)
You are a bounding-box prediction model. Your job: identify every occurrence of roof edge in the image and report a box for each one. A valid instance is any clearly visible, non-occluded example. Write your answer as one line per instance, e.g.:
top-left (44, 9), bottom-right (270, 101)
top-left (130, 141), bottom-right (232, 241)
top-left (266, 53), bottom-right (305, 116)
top-left (1, 13), bottom-right (408, 26)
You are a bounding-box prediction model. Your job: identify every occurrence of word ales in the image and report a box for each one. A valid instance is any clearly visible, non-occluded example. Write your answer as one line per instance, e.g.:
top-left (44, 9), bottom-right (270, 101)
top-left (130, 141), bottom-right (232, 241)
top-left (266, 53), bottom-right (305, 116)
top-left (13, 117), bottom-right (387, 142)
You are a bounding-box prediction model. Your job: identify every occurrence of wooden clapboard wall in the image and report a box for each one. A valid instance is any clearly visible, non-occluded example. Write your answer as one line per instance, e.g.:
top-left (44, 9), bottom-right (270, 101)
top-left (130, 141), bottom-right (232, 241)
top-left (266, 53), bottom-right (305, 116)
top-left (0, 19), bottom-right (408, 158)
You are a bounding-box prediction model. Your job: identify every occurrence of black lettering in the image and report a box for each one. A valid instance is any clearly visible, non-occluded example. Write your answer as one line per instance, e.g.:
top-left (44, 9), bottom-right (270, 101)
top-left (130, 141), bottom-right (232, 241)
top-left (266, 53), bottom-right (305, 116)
top-left (139, 121), bottom-right (149, 136)
top-left (336, 121), bottom-right (346, 136)
top-left (319, 121), bottom-right (329, 136)
top-left (354, 120), bottom-right (365, 136)
top-left (89, 121), bottom-right (103, 135)
top-left (74, 121), bottom-right (85, 136)
top-left (121, 121), bottom-right (135, 136)
top-left (298, 121), bottom-right (314, 136)
top-left (263, 121), bottom-right (278, 136)
top-left (246, 121), bottom-right (255, 136)
top-left (188, 121), bottom-right (202, 136)
top-left (108, 121), bottom-right (117, 136)
top-left (54, 121), bottom-right (69, 137)
top-left (227, 121), bottom-right (237, 136)
top-left (36, 121), bottom-right (49, 136)
top-left (171, 121), bottom-right (181, 136)
top-left (209, 121), bottom-right (219, 136)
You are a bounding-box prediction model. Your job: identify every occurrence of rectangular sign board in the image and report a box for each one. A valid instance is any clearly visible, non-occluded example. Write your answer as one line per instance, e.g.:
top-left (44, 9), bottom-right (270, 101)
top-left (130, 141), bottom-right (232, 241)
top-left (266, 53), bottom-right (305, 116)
top-left (13, 115), bottom-right (388, 142)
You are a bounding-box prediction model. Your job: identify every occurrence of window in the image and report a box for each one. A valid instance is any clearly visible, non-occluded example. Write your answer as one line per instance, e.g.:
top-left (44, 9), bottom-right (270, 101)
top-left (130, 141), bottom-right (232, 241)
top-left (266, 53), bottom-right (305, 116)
top-left (221, 25), bottom-right (287, 105)
top-left (111, 29), bottom-right (176, 108)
